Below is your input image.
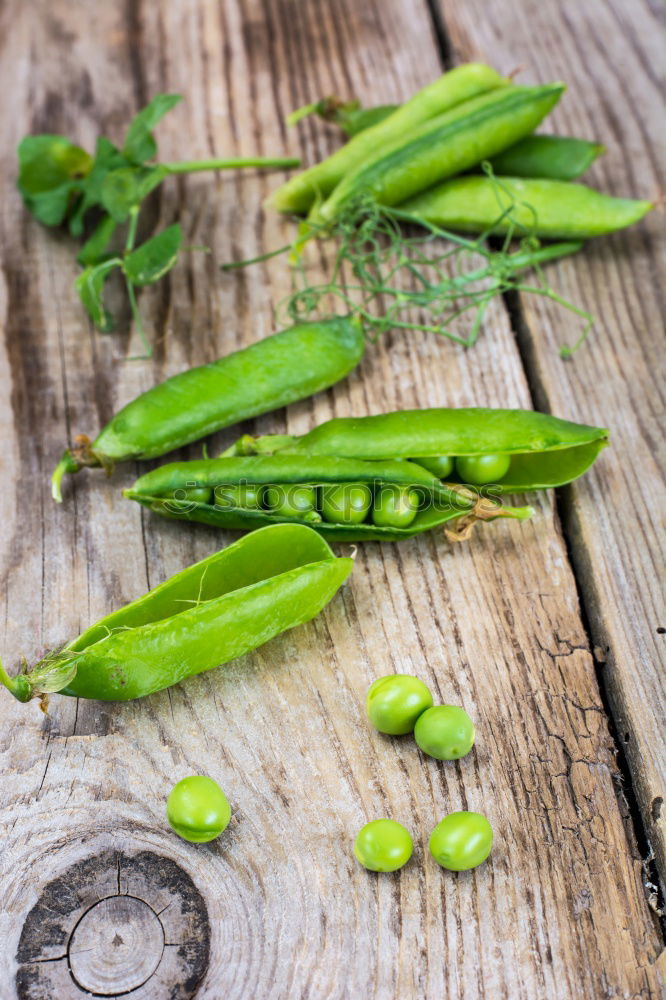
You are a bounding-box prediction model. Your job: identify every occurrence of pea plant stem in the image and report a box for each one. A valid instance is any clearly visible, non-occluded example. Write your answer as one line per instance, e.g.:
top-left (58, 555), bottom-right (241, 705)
top-left (163, 156), bottom-right (300, 173)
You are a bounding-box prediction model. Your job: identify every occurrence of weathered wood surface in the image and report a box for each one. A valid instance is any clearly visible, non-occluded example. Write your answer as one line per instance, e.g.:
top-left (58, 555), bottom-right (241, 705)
top-left (437, 0), bottom-right (666, 885)
top-left (0, 1), bottom-right (663, 999)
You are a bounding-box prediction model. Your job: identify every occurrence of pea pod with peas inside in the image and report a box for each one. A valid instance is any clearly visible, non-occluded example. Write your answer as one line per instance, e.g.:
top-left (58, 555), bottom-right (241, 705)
top-left (0, 524), bottom-right (353, 704)
top-left (226, 407), bottom-right (609, 493)
top-left (125, 453), bottom-right (535, 542)
top-left (51, 316), bottom-right (364, 501)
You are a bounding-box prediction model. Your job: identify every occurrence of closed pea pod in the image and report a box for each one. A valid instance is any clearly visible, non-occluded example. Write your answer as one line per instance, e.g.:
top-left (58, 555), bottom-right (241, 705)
top-left (228, 407), bottom-right (609, 493)
top-left (401, 175), bottom-right (652, 240)
top-left (313, 83), bottom-right (565, 225)
top-left (51, 316), bottom-right (364, 501)
top-left (271, 63), bottom-right (507, 215)
top-left (316, 97), bottom-right (604, 181)
top-left (487, 135), bottom-right (605, 181)
top-left (125, 454), bottom-right (534, 543)
top-left (0, 524), bottom-right (353, 704)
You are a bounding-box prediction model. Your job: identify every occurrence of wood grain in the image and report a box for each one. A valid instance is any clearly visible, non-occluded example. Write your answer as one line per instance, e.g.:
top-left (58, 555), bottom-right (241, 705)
top-left (0, 1), bottom-right (663, 998)
top-left (436, 0), bottom-right (666, 886)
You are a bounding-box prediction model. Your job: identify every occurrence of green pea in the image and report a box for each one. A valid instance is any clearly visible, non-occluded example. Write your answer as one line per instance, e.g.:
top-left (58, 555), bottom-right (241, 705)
top-left (366, 674), bottom-right (433, 735)
top-left (372, 485), bottom-right (419, 528)
top-left (354, 819), bottom-right (413, 872)
top-left (411, 455), bottom-right (454, 478)
top-left (171, 486), bottom-right (213, 504)
top-left (264, 484), bottom-right (320, 521)
top-left (166, 776), bottom-right (231, 843)
top-left (321, 482), bottom-right (372, 524)
top-left (214, 483), bottom-right (262, 509)
top-left (455, 453), bottom-right (511, 485)
top-left (414, 705), bottom-right (475, 760)
top-left (429, 811), bottom-right (493, 871)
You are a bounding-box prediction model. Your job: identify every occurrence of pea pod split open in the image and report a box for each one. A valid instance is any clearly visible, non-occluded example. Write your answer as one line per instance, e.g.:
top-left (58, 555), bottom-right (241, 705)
top-left (125, 454), bottom-right (535, 543)
top-left (51, 317), bottom-right (364, 501)
top-left (228, 408), bottom-right (609, 493)
top-left (0, 524), bottom-right (353, 703)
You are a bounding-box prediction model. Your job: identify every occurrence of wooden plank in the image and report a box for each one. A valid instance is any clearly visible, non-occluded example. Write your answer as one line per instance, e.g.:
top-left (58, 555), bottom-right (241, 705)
top-left (436, 0), bottom-right (666, 885)
top-left (0, 0), bottom-right (662, 997)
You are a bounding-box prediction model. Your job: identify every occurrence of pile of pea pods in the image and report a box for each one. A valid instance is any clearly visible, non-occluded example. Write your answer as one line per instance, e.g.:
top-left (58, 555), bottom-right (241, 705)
top-left (272, 61), bottom-right (652, 239)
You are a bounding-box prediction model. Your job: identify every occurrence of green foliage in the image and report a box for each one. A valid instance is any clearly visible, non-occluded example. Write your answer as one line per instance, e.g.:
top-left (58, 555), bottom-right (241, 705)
top-left (122, 93), bottom-right (182, 163)
top-left (17, 93), bottom-right (296, 354)
top-left (123, 224), bottom-right (182, 285)
top-left (75, 259), bottom-right (121, 332)
top-left (17, 135), bottom-right (93, 226)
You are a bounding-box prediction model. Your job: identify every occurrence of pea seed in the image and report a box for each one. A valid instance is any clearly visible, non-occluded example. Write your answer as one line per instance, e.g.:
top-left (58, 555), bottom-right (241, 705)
top-left (354, 819), bottom-right (413, 872)
top-left (265, 484), bottom-right (320, 521)
top-left (411, 455), bottom-right (454, 478)
top-left (166, 776), bottom-right (231, 843)
top-left (366, 674), bottom-right (433, 735)
top-left (455, 453), bottom-right (511, 485)
top-left (414, 705), bottom-right (475, 760)
top-left (372, 485), bottom-right (419, 528)
top-left (321, 482), bottom-right (372, 524)
top-left (215, 483), bottom-right (262, 510)
top-left (429, 811), bottom-right (493, 871)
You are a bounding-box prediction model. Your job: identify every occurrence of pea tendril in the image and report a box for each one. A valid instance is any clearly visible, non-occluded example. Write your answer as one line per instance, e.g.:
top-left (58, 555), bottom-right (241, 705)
top-left (225, 170), bottom-right (594, 357)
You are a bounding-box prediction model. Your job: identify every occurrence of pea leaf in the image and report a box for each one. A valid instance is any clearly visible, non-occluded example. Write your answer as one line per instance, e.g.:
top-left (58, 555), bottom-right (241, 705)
top-left (123, 224), bottom-right (182, 285)
top-left (122, 93), bottom-right (182, 163)
top-left (77, 214), bottom-right (117, 266)
top-left (75, 258), bottom-right (121, 331)
top-left (100, 165), bottom-right (167, 222)
top-left (17, 135), bottom-right (93, 226)
top-left (68, 137), bottom-right (127, 236)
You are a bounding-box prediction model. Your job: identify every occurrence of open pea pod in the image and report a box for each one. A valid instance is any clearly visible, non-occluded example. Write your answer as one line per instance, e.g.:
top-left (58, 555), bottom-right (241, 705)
top-left (227, 408), bottom-right (609, 493)
top-left (0, 524), bottom-right (353, 704)
top-left (125, 454), bottom-right (534, 543)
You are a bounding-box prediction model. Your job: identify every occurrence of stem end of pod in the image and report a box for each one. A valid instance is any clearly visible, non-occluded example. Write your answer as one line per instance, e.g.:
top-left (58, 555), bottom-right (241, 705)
top-left (0, 657), bottom-right (33, 702)
top-left (445, 494), bottom-right (534, 542)
top-left (51, 450), bottom-right (79, 502)
top-left (0, 650), bottom-right (81, 704)
top-left (51, 436), bottom-right (109, 502)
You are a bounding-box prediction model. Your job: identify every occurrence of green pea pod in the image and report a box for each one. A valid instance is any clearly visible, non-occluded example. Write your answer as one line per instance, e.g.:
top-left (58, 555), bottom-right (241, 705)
top-left (51, 317), bottom-right (364, 501)
top-left (321, 101), bottom-right (603, 181)
top-left (315, 99), bottom-right (603, 181)
top-left (226, 408), bottom-right (609, 493)
top-left (270, 63), bottom-right (507, 215)
top-left (401, 176), bottom-right (653, 239)
top-left (487, 135), bottom-right (605, 181)
top-left (125, 454), bottom-right (535, 542)
top-left (314, 83), bottom-right (565, 225)
top-left (0, 524), bottom-right (353, 703)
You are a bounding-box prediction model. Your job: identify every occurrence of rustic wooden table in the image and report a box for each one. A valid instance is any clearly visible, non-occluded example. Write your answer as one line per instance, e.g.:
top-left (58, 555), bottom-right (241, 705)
top-left (1, 1), bottom-right (664, 998)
